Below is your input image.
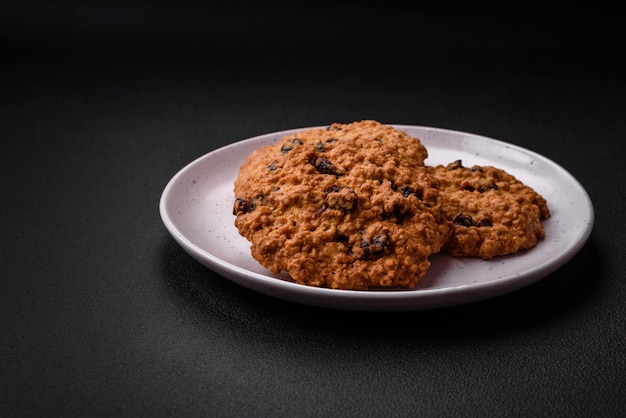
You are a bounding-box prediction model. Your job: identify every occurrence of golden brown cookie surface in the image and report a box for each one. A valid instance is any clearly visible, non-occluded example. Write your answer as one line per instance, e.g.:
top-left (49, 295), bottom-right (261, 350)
top-left (427, 159), bottom-right (550, 259)
top-left (233, 120), bottom-right (450, 290)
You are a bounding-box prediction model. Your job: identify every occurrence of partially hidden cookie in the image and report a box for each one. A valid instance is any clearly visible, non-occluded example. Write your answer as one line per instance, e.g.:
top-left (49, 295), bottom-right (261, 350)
top-left (427, 159), bottom-right (550, 259)
top-left (233, 120), bottom-right (451, 290)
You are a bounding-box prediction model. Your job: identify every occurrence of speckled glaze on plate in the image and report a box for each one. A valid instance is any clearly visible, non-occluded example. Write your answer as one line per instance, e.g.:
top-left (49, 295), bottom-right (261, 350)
top-left (159, 125), bottom-right (594, 311)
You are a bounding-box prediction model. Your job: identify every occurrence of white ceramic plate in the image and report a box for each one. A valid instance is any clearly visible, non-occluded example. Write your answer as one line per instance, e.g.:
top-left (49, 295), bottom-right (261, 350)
top-left (160, 125), bottom-right (594, 311)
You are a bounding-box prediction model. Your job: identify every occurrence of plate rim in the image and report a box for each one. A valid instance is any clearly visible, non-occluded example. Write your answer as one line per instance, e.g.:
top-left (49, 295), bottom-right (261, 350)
top-left (159, 124), bottom-right (594, 311)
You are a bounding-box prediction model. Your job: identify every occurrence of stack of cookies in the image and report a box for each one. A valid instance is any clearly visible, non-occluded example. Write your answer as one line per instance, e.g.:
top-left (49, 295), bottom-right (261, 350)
top-left (232, 120), bottom-right (550, 290)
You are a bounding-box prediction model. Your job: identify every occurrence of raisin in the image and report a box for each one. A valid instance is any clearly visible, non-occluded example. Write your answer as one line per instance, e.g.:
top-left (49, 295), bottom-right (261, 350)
top-left (359, 234), bottom-right (387, 260)
top-left (382, 204), bottom-right (412, 224)
top-left (233, 194), bottom-right (267, 215)
top-left (476, 218), bottom-right (493, 227)
top-left (324, 185), bottom-right (342, 194)
top-left (447, 160), bottom-right (463, 170)
top-left (233, 197), bottom-right (249, 215)
top-left (478, 183), bottom-right (498, 192)
top-left (401, 185), bottom-right (424, 200)
top-left (371, 233), bottom-right (388, 252)
top-left (453, 213), bottom-right (474, 227)
top-left (323, 185), bottom-right (357, 213)
top-left (470, 165), bottom-right (483, 173)
top-left (360, 241), bottom-right (371, 260)
top-left (314, 157), bottom-right (342, 175)
top-left (334, 234), bottom-right (349, 244)
top-left (401, 185), bottom-right (414, 198)
top-left (252, 193), bottom-right (266, 205)
top-left (280, 138), bottom-right (303, 154)
top-left (268, 162), bottom-right (278, 171)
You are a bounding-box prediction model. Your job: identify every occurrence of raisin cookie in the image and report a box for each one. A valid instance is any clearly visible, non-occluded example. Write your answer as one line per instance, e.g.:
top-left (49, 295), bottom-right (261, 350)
top-left (427, 159), bottom-right (550, 259)
top-left (233, 120), bottom-right (451, 290)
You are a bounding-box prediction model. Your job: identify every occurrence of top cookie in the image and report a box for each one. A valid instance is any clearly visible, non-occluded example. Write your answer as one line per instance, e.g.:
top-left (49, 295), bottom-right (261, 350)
top-left (233, 120), bottom-right (450, 290)
top-left (427, 159), bottom-right (551, 259)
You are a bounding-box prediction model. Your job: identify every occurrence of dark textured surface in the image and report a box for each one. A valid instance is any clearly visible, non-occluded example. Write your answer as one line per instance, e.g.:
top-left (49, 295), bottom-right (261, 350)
top-left (2, 4), bottom-right (625, 417)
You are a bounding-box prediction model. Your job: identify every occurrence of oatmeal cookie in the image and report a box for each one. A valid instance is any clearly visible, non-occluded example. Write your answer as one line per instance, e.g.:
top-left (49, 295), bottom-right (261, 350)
top-left (233, 120), bottom-right (450, 290)
top-left (427, 159), bottom-right (550, 259)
